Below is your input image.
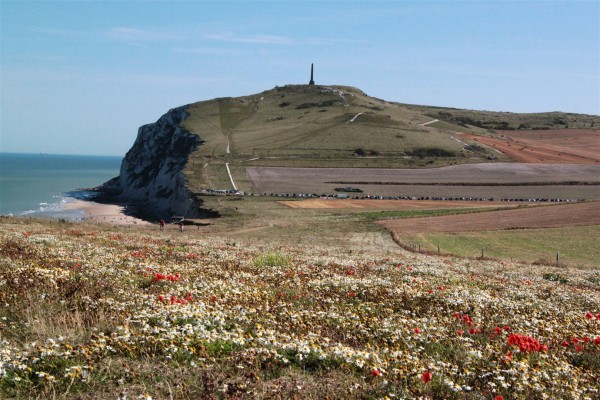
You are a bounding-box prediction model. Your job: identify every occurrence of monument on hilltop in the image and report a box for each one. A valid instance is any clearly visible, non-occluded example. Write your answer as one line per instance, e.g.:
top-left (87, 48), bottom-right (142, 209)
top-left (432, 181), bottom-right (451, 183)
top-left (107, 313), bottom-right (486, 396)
top-left (309, 63), bottom-right (315, 85)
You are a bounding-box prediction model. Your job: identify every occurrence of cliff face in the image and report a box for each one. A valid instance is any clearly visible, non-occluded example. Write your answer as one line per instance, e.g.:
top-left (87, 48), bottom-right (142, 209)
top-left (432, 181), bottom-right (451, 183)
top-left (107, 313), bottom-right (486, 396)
top-left (102, 106), bottom-right (204, 219)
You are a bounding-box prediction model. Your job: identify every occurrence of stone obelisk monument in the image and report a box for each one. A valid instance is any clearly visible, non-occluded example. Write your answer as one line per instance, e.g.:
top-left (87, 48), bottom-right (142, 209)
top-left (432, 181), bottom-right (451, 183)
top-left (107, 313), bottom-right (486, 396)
top-left (309, 63), bottom-right (315, 85)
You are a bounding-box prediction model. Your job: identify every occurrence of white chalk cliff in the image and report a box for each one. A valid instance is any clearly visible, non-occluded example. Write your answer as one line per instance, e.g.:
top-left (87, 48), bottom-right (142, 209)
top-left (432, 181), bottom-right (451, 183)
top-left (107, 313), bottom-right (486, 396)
top-left (102, 106), bottom-right (205, 218)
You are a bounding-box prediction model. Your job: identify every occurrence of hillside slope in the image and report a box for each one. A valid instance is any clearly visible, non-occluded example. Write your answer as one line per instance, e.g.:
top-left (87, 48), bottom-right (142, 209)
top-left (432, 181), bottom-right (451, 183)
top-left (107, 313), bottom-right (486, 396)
top-left (178, 85), bottom-right (599, 192)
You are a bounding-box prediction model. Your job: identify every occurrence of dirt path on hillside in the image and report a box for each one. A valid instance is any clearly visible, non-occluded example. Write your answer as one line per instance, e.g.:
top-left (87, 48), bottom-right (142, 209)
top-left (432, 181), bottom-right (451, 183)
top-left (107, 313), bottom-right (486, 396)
top-left (378, 201), bottom-right (600, 233)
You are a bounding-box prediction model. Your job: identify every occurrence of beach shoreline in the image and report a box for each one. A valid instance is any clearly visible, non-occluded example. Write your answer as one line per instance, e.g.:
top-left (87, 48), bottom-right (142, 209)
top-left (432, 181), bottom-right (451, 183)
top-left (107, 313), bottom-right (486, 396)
top-left (63, 199), bottom-right (151, 226)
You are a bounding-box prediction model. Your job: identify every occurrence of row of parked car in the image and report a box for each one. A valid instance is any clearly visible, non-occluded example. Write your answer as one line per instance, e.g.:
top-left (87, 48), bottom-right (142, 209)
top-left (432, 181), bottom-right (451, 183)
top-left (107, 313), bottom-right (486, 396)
top-left (253, 193), bottom-right (579, 203)
top-left (201, 189), bottom-right (580, 203)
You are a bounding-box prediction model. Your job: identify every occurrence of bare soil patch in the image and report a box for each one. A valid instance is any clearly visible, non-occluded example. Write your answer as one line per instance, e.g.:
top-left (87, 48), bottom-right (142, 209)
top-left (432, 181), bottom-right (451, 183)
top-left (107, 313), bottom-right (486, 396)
top-left (460, 129), bottom-right (600, 164)
top-left (378, 201), bottom-right (600, 234)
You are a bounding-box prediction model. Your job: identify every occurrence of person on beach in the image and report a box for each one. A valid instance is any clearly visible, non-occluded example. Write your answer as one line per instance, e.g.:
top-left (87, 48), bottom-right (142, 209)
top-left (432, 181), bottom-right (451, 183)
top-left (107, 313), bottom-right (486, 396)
top-left (179, 221), bottom-right (184, 232)
top-left (159, 219), bottom-right (165, 231)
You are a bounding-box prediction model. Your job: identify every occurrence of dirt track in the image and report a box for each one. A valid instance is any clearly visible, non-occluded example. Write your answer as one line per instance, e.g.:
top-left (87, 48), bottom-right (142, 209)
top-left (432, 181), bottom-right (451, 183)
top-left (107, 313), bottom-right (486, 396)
top-left (460, 129), bottom-right (600, 164)
top-left (378, 201), bottom-right (600, 233)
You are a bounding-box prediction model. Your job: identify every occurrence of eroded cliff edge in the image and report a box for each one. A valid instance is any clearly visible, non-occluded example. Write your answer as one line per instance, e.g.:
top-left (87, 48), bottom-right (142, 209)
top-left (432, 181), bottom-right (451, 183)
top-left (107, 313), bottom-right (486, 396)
top-left (100, 106), bottom-right (208, 219)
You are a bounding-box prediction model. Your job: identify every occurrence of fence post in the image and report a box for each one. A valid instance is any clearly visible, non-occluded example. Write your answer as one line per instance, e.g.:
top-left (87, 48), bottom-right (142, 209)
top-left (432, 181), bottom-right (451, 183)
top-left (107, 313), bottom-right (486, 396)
top-left (437, 245), bottom-right (440, 255)
top-left (556, 252), bottom-right (559, 265)
top-left (481, 248), bottom-right (484, 258)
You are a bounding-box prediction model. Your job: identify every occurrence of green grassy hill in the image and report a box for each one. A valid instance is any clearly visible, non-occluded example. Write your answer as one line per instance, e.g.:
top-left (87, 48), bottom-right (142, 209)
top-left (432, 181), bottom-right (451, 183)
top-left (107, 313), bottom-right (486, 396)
top-left (178, 84), bottom-right (599, 191)
top-left (404, 104), bottom-right (600, 132)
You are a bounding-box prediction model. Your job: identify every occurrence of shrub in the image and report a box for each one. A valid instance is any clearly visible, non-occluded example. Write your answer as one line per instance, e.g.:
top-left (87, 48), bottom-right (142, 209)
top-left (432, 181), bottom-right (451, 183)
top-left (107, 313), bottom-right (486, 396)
top-left (253, 252), bottom-right (291, 268)
top-left (407, 147), bottom-right (456, 158)
top-left (542, 273), bottom-right (569, 284)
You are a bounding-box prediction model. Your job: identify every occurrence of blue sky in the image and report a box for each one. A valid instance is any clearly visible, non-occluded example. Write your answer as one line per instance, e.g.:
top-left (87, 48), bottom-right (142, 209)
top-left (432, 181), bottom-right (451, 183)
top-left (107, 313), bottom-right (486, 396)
top-left (1, 0), bottom-right (598, 156)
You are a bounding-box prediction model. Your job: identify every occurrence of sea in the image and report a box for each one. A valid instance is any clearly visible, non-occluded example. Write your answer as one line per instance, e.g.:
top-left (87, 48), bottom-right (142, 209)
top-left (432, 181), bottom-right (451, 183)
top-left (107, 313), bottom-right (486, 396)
top-left (0, 153), bottom-right (122, 219)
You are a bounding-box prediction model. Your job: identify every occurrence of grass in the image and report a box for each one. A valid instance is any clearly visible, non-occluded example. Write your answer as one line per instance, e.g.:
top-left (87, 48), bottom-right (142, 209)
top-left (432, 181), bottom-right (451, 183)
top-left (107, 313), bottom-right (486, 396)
top-left (178, 84), bottom-right (518, 194)
top-left (396, 225), bottom-right (600, 268)
top-left (353, 206), bottom-right (513, 221)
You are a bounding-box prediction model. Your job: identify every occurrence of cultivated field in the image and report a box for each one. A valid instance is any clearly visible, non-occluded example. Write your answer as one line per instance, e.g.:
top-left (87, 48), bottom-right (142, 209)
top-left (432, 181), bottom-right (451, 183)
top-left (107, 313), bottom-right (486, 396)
top-left (378, 201), bottom-right (600, 234)
top-left (459, 130), bottom-right (600, 164)
top-left (1, 218), bottom-right (598, 399)
top-left (246, 163), bottom-right (600, 200)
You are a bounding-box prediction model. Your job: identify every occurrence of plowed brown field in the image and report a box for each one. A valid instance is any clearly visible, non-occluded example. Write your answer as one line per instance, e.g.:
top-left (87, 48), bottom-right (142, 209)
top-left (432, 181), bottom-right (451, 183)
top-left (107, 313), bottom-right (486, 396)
top-left (460, 129), bottom-right (600, 164)
top-left (378, 201), bottom-right (600, 233)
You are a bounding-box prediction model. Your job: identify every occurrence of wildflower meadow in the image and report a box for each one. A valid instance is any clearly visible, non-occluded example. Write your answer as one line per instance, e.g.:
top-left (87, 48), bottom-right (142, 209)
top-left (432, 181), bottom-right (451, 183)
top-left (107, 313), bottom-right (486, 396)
top-left (0, 219), bottom-right (598, 399)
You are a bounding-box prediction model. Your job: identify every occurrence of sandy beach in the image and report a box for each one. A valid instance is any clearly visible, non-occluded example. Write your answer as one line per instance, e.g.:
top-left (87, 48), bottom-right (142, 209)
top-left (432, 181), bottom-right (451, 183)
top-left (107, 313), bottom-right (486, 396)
top-left (63, 200), bottom-right (151, 226)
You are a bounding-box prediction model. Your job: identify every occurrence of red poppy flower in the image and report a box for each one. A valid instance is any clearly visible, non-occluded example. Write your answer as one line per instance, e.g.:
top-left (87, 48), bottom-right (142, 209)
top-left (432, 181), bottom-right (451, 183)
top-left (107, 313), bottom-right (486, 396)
top-left (585, 311), bottom-right (594, 320)
top-left (457, 330), bottom-right (464, 336)
top-left (414, 327), bottom-right (421, 334)
top-left (494, 396), bottom-right (504, 400)
top-left (421, 371), bottom-right (432, 383)
top-left (371, 368), bottom-right (380, 377)
top-left (507, 333), bottom-right (545, 353)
